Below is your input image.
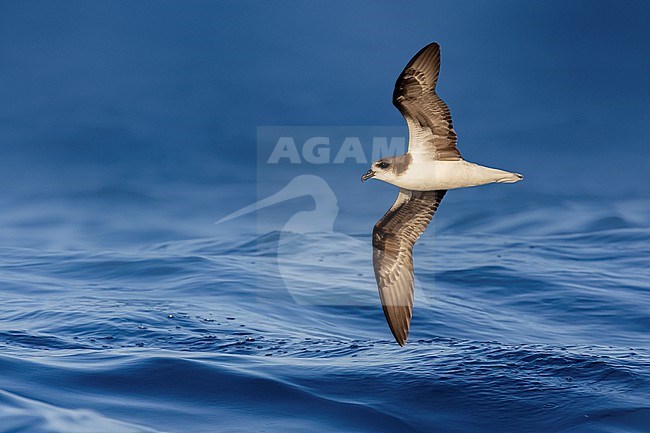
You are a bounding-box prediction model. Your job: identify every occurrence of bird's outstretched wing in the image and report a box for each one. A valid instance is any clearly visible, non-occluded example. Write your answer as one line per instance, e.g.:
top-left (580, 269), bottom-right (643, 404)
top-left (372, 189), bottom-right (446, 345)
top-left (393, 42), bottom-right (461, 161)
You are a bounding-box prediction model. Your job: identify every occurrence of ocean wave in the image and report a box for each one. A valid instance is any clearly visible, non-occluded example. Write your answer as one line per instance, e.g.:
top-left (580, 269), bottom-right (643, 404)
top-left (0, 338), bottom-right (648, 432)
top-left (1, 211), bottom-right (649, 432)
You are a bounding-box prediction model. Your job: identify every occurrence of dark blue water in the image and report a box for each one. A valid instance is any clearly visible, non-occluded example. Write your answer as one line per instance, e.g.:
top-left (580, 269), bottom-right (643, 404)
top-left (1, 2), bottom-right (649, 432)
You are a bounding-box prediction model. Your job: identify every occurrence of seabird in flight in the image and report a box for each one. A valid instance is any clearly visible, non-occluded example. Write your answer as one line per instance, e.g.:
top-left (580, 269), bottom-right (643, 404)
top-left (362, 42), bottom-right (523, 346)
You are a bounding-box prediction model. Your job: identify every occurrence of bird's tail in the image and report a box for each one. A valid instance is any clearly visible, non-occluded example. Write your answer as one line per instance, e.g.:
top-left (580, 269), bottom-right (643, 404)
top-left (495, 171), bottom-right (524, 183)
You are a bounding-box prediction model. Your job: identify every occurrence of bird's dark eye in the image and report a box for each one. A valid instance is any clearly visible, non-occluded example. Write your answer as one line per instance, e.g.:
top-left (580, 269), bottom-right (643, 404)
top-left (377, 161), bottom-right (389, 169)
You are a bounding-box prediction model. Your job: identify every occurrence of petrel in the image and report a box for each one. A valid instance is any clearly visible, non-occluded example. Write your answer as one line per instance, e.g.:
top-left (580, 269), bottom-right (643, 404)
top-left (362, 42), bottom-right (523, 346)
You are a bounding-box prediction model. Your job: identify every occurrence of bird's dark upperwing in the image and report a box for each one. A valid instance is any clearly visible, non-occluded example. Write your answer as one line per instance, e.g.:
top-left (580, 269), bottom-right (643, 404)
top-left (393, 42), bottom-right (461, 161)
top-left (372, 189), bottom-right (446, 346)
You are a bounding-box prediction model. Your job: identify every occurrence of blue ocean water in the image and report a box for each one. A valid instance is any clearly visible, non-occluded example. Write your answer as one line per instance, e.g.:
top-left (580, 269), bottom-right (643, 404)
top-left (1, 2), bottom-right (650, 432)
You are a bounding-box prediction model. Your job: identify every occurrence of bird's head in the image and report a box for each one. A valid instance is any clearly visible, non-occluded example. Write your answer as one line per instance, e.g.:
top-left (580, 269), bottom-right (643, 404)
top-left (361, 155), bottom-right (410, 184)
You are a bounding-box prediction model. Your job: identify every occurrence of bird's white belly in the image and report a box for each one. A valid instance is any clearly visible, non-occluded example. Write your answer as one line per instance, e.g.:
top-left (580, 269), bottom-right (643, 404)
top-left (392, 160), bottom-right (519, 191)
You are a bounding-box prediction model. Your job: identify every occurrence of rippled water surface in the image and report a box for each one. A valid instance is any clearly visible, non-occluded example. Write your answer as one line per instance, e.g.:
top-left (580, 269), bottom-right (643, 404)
top-left (2, 203), bottom-right (649, 432)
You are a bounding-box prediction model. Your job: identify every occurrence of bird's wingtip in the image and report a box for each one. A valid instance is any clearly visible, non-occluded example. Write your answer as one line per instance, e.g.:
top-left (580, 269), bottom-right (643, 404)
top-left (394, 332), bottom-right (408, 347)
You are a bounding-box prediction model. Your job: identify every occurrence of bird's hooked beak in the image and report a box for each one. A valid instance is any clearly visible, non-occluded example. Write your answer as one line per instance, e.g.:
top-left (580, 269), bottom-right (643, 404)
top-left (361, 169), bottom-right (375, 182)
